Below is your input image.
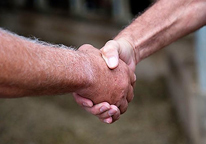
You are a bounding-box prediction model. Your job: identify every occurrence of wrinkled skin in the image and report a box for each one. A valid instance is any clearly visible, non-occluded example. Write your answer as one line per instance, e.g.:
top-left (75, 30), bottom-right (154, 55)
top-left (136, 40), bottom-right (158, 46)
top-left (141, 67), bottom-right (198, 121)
top-left (74, 44), bottom-right (136, 114)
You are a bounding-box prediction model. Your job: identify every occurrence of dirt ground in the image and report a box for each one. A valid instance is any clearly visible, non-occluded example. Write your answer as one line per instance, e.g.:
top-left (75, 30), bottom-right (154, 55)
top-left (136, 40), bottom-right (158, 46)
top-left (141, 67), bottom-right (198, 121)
top-left (0, 10), bottom-right (187, 144)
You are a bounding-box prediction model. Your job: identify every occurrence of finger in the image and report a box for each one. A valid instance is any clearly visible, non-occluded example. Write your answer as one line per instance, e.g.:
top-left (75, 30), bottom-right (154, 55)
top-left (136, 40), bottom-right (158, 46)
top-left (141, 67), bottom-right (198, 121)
top-left (111, 105), bottom-right (120, 123)
top-left (73, 93), bottom-right (93, 107)
top-left (115, 101), bottom-right (121, 108)
top-left (100, 117), bottom-right (113, 124)
top-left (126, 85), bottom-right (134, 103)
top-left (84, 102), bottom-right (111, 115)
top-left (99, 106), bottom-right (120, 124)
top-left (119, 100), bottom-right (128, 114)
top-left (115, 39), bottom-right (137, 72)
top-left (97, 106), bottom-right (118, 119)
top-left (101, 40), bottom-right (120, 69)
top-left (129, 69), bottom-right (136, 87)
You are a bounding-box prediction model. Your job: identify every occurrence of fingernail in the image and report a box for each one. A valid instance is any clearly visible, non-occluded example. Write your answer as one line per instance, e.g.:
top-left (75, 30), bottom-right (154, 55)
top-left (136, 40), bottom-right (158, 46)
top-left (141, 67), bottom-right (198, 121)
top-left (104, 119), bottom-right (111, 124)
top-left (83, 102), bottom-right (90, 107)
top-left (108, 109), bottom-right (116, 117)
top-left (108, 57), bottom-right (118, 68)
top-left (100, 106), bottom-right (109, 112)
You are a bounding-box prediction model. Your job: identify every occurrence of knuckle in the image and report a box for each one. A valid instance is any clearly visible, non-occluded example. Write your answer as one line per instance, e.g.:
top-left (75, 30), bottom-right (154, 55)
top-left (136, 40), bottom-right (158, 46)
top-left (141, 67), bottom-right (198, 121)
top-left (127, 86), bottom-right (134, 103)
top-left (105, 40), bottom-right (117, 46)
top-left (120, 101), bottom-right (128, 114)
top-left (113, 114), bottom-right (120, 122)
top-left (78, 44), bottom-right (93, 51)
top-left (101, 47), bottom-right (112, 55)
top-left (102, 41), bottom-right (118, 53)
top-left (121, 107), bottom-right (127, 114)
top-left (82, 44), bottom-right (92, 47)
top-left (120, 80), bottom-right (129, 90)
top-left (127, 94), bottom-right (134, 103)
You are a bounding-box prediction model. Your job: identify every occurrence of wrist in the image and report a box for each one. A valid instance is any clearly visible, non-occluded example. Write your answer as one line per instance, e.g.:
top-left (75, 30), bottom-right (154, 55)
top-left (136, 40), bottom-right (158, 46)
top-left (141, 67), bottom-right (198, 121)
top-left (72, 50), bottom-right (94, 93)
top-left (27, 46), bottom-right (94, 95)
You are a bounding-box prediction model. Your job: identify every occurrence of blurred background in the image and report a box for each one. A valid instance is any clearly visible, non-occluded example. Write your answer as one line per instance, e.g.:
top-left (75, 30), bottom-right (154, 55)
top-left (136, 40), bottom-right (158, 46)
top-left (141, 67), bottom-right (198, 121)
top-left (1, 0), bottom-right (204, 144)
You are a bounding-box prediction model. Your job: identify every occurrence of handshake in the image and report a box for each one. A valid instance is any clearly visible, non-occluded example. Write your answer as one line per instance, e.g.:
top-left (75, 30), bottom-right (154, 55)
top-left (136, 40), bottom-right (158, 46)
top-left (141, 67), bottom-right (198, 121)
top-left (73, 39), bottom-right (137, 124)
top-left (0, 28), bottom-right (137, 124)
top-left (2, 0), bottom-right (204, 125)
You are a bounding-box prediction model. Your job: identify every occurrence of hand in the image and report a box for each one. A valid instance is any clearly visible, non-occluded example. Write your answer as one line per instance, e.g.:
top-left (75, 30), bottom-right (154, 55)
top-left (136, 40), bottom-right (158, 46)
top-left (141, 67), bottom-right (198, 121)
top-left (73, 93), bottom-right (120, 124)
top-left (101, 39), bottom-right (137, 72)
top-left (74, 44), bottom-right (136, 113)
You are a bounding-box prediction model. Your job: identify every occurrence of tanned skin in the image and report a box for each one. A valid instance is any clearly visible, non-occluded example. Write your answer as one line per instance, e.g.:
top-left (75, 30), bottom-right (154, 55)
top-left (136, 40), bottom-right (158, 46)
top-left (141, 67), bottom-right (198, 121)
top-left (76, 0), bottom-right (206, 123)
top-left (0, 29), bottom-right (135, 116)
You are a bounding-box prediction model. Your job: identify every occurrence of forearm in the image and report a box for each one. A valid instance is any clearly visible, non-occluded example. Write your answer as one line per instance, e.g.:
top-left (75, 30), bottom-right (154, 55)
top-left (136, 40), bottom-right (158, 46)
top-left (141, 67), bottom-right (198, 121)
top-left (115, 0), bottom-right (206, 63)
top-left (0, 29), bottom-right (92, 98)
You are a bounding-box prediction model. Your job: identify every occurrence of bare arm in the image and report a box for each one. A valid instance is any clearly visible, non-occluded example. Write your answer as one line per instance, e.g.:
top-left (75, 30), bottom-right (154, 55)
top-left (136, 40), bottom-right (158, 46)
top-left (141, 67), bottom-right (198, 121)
top-left (116, 0), bottom-right (206, 61)
top-left (0, 28), bottom-right (135, 119)
top-left (76, 0), bottom-right (206, 123)
top-left (0, 28), bottom-right (93, 97)
top-left (101, 0), bottom-right (206, 70)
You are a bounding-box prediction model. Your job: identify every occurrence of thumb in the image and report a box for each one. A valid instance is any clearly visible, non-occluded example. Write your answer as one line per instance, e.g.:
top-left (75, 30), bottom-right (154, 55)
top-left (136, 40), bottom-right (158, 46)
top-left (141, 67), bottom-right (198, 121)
top-left (73, 93), bottom-right (93, 107)
top-left (101, 40), bottom-right (120, 69)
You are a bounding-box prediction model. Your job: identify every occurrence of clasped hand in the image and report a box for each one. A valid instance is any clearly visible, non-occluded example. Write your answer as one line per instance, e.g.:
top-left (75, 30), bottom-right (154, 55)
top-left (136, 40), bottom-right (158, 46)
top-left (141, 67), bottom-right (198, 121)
top-left (73, 40), bottom-right (136, 124)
